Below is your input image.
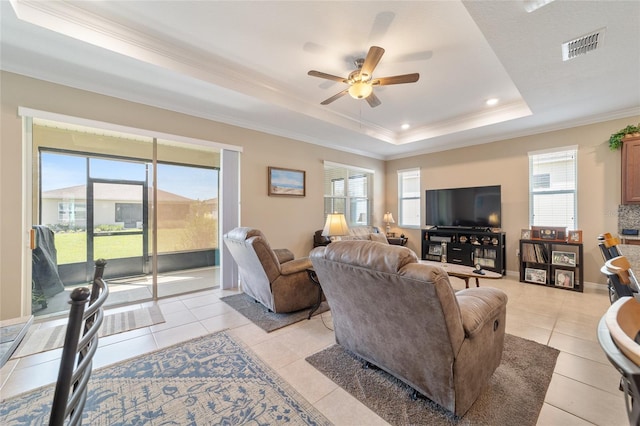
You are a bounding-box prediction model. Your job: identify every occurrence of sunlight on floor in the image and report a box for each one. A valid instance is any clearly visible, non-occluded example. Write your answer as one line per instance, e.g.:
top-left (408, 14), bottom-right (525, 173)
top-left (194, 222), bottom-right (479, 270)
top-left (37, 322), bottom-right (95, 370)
top-left (33, 267), bottom-right (220, 319)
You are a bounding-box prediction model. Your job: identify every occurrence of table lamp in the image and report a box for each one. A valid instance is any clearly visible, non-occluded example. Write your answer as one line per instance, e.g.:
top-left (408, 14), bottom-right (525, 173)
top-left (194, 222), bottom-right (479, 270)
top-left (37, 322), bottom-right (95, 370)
top-left (383, 212), bottom-right (395, 236)
top-left (322, 213), bottom-right (350, 240)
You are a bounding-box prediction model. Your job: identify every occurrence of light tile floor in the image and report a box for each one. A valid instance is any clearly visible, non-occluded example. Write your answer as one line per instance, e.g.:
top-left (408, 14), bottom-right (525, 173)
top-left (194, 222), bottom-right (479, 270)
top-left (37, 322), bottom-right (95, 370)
top-left (0, 275), bottom-right (629, 425)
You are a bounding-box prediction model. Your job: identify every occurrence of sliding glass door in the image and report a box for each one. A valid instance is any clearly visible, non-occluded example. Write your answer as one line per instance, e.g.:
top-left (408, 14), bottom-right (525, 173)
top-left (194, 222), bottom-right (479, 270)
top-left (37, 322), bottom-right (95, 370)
top-left (155, 140), bottom-right (220, 298)
top-left (32, 121), bottom-right (220, 317)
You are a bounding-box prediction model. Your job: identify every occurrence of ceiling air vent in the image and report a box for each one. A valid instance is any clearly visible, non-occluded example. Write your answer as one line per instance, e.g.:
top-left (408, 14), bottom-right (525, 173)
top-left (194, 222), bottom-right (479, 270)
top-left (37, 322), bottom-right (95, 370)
top-left (562, 28), bottom-right (605, 61)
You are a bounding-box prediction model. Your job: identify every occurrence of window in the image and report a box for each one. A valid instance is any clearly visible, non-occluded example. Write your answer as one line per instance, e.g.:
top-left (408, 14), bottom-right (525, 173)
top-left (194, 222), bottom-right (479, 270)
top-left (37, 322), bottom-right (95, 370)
top-left (528, 147), bottom-right (577, 229)
top-left (324, 162), bottom-right (373, 225)
top-left (398, 168), bottom-right (420, 227)
top-left (32, 114), bottom-right (228, 309)
top-left (58, 202), bottom-right (86, 224)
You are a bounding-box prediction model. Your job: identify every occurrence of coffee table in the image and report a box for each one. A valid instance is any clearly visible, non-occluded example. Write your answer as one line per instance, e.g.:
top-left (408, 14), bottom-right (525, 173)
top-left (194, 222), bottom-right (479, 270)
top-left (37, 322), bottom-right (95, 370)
top-left (419, 260), bottom-right (502, 288)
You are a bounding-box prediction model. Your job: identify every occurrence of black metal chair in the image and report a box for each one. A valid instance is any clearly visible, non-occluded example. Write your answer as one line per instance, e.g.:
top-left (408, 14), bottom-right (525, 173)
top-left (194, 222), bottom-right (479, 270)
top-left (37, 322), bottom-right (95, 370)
top-left (49, 259), bottom-right (109, 426)
top-left (599, 233), bottom-right (624, 261)
top-left (599, 233), bottom-right (634, 303)
top-left (598, 296), bottom-right (640, 426)
top-left (601, 255), bottom-right (639, 305)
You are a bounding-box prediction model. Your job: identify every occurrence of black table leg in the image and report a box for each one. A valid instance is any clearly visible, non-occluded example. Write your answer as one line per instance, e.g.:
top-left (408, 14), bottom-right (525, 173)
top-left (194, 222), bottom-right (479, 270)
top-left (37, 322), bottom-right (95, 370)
top-left (306, 268), bottom-right (323, 319)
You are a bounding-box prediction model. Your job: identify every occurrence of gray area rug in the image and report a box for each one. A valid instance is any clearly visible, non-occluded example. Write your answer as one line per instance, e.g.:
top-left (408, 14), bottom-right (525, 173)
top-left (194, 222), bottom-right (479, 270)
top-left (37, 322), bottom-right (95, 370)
top-left (221, 293), bottom-right (330, 332)
top-left (0, 316), bottom-right (33, 368)
top-left (12, 305), bottom-right (165, 358)
top-left (306, 334), bottom-right (559, 426)
top-left (0, 331), bottom-right (331, 425)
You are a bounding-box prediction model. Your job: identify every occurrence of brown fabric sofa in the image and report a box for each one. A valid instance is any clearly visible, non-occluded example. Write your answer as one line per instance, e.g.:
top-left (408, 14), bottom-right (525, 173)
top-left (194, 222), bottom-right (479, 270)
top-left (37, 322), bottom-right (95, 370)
top-left (223, 227), bottom-right (318, 313)
top-left (309, 240), bottom-right (508, 417)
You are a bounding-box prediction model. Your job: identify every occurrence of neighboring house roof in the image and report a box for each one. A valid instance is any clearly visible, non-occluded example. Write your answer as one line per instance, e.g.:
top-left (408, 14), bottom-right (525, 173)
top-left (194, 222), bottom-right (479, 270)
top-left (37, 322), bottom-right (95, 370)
top-left (42, 185), bottom-right (196, 203)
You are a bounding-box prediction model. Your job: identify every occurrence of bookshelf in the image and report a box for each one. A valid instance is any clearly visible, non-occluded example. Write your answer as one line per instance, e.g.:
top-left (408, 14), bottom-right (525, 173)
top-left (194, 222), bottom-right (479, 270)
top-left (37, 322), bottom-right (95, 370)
top-left (519, 239), bottom-right (583, 292)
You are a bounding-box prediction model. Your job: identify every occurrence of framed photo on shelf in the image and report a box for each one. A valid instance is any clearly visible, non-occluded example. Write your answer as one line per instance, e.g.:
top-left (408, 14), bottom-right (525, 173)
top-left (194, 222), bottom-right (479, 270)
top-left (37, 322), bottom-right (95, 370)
top-left (525, 268), bottom-right (547, 284)
top-left (568, 230), bottom-right (583, 243)
top-left (268, 167), bottom-right (305, 197)
top-left (521, 229), bottom-right (531, 240)
top-left (552, 251), bottom-right (576, 267)
top-left (428, 245), bottom-right (443, 255)
top-left (555, 269), bottom-right (574, 288)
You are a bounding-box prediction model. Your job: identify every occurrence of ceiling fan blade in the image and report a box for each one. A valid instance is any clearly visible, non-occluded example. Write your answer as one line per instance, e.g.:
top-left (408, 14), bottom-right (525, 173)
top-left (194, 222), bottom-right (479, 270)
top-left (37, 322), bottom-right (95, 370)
top-left (308, 70), bottom-right (347, 83)
top-left (320, 89), bottom-right (349, 105)
top-left (373, 73), bottom-right (420, 86)
top-left (366, 92), bottom-right (382, 108)
top-left (360, 46), bottom-right (385, 79)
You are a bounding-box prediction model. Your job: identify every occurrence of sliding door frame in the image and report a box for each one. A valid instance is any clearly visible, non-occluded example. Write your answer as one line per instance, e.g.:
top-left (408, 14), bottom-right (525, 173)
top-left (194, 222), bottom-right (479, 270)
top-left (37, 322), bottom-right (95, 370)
top-left (19, 107), bottom-right (242, 317)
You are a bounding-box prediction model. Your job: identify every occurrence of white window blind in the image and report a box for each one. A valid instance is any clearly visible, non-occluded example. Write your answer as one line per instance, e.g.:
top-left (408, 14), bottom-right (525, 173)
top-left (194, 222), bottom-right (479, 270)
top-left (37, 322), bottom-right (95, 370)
top-left (324, 162), bottom-right (373, 225)
top-left (398, 168), bottom-right (420, 227)
top-left (528, 147), bottom-right (577, 229)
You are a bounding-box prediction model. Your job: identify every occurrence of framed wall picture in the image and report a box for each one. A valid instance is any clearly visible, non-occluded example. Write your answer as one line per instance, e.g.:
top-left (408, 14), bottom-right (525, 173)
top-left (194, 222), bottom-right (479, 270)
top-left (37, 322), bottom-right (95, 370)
top-left (555, 269), bottom-right (574, 288)
top-left (552, 251), bottom-right (576, 267)
top-left (268, 167), bottom-right (305, 197)
top-left (521, 229), bottom-right (531, 240)
top-left (525, 268), bottom-right (547, 284)
top-left (568, 230), bottom-right (583, 243)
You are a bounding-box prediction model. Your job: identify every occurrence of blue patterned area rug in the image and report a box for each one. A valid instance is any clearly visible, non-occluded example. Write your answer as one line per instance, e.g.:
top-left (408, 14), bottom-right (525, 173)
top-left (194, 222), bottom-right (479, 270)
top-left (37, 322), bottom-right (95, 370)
top-left (0, 331), bottom-right (331, 425)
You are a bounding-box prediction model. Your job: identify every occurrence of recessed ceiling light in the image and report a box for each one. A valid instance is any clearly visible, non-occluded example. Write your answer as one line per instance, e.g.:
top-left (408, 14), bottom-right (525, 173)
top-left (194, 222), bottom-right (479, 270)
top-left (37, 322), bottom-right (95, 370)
top-left (401, 123), bottom-right (410, 130)
top-left (486, 98), bottom-right (499, 106)
top-left (524, 0), bottom-right (555, 13)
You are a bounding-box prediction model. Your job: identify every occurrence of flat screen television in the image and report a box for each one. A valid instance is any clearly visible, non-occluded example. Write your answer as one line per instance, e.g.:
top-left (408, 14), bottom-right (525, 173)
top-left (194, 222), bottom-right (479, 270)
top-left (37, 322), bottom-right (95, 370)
top-left (425, 185), bottom-right (501, 229)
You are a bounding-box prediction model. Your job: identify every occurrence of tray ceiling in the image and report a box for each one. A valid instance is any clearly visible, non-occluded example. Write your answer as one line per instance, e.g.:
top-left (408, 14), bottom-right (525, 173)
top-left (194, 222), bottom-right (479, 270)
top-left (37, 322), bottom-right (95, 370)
top-left (1, 1), bottom-right (639, 159)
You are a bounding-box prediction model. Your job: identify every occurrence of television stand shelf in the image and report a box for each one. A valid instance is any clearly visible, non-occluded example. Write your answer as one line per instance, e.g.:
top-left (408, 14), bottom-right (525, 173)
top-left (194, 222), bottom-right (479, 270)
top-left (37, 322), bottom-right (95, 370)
top-left (421, 228), bottom-right (506, 275)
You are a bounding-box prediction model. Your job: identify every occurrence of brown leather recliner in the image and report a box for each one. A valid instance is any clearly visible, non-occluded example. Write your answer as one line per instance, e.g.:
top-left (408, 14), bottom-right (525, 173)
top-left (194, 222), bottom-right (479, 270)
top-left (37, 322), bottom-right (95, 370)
top-left (224, 227), bottom-right (318, 313)
top-left (310, 240), bottom-right (508, 417)
top-left (313, 230), bottom-right (331, 248)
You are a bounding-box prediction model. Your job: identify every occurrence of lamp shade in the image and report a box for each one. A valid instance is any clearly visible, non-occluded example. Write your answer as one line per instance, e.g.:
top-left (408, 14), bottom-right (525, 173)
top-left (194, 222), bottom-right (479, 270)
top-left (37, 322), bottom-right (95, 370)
top-left (383, 212), bottom-right (395, 224)
top-left (322, 213), bottom-right (350, 237)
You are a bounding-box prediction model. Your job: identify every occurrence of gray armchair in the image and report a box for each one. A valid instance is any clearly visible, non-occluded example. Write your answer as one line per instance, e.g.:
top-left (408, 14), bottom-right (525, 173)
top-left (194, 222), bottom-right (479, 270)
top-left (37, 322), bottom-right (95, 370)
top-left (223, 227), bottom-right (317, 313)
top-left (310, 240), bottom-right (508, 417)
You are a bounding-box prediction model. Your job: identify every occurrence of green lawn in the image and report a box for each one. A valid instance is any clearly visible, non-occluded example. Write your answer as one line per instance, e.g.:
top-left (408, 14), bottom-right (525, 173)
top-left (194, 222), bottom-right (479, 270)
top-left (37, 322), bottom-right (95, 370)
top-left (54, 230), bottom-right (217, 264)
top-left (54, 233), bottom-right (86, 264)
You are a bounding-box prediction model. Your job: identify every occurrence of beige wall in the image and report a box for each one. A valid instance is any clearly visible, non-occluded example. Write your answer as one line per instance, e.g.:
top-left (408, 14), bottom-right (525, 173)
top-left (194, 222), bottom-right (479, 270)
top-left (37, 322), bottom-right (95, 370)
top-left (0, 71), bottom-right (384, 320)
top-left (386, 115), bottom-right (640, 285)
top-left (1, 70), bottom-right (637, 320)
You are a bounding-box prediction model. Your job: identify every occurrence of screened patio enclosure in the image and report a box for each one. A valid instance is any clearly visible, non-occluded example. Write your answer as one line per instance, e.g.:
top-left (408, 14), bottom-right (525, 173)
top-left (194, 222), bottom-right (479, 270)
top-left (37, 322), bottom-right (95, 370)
top-left (32, 120), bottom-right (222, 317)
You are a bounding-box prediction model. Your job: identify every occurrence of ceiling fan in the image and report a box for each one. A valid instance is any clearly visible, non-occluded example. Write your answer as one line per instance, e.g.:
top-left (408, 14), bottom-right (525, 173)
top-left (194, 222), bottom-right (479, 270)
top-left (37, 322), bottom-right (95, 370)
top-left (308, 46), bottom-right (419, 108)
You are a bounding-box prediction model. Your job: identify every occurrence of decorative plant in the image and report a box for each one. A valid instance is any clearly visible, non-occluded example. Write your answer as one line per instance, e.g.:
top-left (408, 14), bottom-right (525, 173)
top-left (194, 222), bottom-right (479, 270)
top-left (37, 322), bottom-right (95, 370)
top-left (609, 123), bottom-right (640, 150)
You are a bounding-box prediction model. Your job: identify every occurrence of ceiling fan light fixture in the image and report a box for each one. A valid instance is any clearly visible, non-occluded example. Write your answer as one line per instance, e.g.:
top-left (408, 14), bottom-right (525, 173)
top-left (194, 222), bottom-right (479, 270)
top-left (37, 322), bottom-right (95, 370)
top-left (348, 81), bottom-right (373, 99)
top-left (309, 46), bottom-right (418, 107)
